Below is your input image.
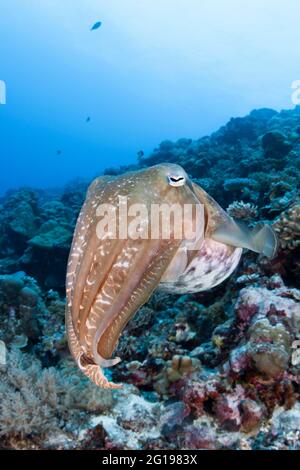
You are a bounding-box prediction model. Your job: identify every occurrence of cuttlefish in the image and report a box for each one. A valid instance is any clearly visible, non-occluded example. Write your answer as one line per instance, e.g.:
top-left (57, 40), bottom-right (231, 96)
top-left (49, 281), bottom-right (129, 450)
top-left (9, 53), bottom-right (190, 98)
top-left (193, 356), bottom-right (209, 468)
top-left (66, 163), bottom-right (277, 389)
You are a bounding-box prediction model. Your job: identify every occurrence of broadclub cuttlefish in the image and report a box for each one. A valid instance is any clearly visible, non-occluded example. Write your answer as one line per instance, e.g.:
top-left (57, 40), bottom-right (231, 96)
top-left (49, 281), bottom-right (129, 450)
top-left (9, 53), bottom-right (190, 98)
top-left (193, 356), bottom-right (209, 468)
top-left (66, 163), bottom-right (278, 389)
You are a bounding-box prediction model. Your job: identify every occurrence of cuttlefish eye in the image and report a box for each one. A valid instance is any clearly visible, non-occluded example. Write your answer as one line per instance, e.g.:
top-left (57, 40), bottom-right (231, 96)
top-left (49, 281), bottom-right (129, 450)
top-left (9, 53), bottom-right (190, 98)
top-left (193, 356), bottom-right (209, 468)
top-left (167, 174), bottom-right (186, 187)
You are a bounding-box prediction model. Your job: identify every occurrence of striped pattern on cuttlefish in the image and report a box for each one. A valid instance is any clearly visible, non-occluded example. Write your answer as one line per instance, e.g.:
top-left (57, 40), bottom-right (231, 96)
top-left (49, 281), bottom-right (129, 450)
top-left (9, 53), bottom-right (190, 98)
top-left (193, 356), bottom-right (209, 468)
top-left (66, 163), bottom-right (278, 389)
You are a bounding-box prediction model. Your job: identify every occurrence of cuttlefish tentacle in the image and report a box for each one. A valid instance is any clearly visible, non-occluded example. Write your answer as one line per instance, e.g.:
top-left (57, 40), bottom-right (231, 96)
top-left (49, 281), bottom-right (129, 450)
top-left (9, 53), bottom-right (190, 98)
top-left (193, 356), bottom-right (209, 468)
top-left (66, 238), bottom-right (179, 389)
top-left (93, 239), bottom-right (178, 361)
top-left (66, 307), bottom-right (121, 389)
top-left (66, 176), bottom-right (114, 318)
top-left (66, 176), bottom-right (127, 387)
top-left (69, 179), bottom-right (119, 331)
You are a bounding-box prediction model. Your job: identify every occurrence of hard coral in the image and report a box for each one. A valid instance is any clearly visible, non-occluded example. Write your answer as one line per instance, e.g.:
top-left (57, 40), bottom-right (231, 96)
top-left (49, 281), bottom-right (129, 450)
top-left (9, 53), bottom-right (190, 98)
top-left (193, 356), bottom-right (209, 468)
top-left (227, 201), bottom-right (258, 221)
top-left (273, 202), bottom-right (300, 250)
top-left (0, 348), bottom-right (114, 445)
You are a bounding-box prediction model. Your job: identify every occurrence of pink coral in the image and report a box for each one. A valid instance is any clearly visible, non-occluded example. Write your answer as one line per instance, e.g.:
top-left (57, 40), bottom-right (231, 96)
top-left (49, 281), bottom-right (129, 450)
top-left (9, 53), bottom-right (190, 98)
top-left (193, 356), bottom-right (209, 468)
top-left (214, 385), bottom-right (245, 431)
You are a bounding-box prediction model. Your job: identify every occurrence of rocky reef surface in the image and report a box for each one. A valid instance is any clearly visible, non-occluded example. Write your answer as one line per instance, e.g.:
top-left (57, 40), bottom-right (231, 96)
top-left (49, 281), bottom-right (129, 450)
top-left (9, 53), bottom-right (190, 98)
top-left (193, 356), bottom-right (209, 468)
top-left (0, 106), bottom-right (299, 450)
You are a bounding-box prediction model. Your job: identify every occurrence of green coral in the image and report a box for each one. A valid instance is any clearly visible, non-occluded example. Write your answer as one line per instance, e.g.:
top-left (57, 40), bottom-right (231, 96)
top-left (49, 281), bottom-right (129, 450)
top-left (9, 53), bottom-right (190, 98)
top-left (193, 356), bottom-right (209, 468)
top-left (29, 221), bottom-right (73, 250)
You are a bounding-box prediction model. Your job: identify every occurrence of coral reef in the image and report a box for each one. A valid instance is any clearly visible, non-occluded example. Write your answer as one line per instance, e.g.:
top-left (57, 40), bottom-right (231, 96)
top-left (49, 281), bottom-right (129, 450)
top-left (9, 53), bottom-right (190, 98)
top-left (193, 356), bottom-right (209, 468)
top-left (0, 106), bottom-right (300, 449)
top-left (227, 201), bottom-right (258, 221)
top-left (0, 348), bottom-right (115, 449)
top-left (0, 183), bottom-right (87, 292)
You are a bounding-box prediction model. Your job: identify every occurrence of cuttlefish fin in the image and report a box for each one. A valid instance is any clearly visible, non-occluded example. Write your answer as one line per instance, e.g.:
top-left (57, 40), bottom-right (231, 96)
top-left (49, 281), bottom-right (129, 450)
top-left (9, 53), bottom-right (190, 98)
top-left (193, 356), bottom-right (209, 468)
top-left (191, 182), bottom-right (278, 258)
top-left (211, 218), bottom-right (278, 259)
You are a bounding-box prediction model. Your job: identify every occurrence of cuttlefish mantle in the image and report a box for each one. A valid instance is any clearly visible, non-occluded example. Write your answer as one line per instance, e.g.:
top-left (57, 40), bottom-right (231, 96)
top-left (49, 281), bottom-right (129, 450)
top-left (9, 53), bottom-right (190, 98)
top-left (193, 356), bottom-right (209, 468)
top-left (66, 163), bottom-right (277, 389)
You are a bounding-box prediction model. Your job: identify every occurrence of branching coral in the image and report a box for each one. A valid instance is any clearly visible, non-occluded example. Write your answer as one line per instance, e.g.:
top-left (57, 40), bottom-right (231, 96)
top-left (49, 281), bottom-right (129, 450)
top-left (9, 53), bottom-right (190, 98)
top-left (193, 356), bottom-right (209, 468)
top-left (227, 201), bottom-right (258, 220)
top-left (154, 355), bottom-right (201, 395)
top-left (273, 202), bottom-right (300, 250)
top-left (0, 348), bottom-right (114, 443)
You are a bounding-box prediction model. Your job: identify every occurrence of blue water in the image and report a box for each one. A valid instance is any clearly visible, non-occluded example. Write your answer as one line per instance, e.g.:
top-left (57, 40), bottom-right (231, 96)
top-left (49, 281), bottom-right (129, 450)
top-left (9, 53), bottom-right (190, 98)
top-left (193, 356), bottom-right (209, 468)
top-left (0, 0), bottom-right (299, 195)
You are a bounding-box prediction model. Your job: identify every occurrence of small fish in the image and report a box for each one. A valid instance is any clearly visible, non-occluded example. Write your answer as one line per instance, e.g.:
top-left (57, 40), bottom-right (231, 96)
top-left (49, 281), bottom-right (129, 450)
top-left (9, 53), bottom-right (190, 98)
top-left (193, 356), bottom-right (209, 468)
top-left (90, 21), bottom-right (102, 31)
top-left (137, 150), bottom-right (144, 159)
top-left (57, 150), bottom-right (62, 155)
top-left (86, 116), bottom-right (91, 123)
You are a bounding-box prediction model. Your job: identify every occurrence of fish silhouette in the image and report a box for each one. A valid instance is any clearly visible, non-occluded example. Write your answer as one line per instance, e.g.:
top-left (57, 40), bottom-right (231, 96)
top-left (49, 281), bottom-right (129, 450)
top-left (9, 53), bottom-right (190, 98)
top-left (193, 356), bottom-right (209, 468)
top-left (90, 21), bottom-right (102, 31)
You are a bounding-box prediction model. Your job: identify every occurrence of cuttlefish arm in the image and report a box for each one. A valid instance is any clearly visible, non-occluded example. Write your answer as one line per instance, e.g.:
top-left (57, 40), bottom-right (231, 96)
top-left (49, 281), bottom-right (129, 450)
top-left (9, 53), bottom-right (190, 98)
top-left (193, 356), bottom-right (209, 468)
top-left (66, 174), bottom-right (181, 389)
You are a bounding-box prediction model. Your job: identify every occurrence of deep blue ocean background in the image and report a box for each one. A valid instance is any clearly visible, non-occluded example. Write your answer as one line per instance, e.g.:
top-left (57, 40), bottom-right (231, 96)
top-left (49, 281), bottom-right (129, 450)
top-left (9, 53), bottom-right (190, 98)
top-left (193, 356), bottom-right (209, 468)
top-left (0, 0), bottom-right (300, 194)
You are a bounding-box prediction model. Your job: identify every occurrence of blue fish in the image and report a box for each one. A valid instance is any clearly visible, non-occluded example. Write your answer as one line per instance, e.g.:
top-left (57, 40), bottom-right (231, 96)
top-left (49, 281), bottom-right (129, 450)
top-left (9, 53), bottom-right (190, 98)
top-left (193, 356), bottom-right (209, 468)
top-left (90, 21), bottom-right (102, 31)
